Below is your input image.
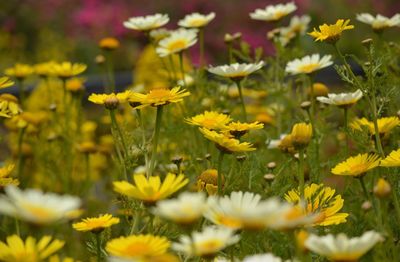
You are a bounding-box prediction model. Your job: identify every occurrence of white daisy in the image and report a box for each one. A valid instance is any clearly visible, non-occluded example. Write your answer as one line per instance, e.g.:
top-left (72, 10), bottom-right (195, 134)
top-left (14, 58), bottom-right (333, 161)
top-left (267, 134), bottom-right (288, 149)
top-left (357, 13), bottom-right (400, 31)
top-left (152, 192), bottom-right (207, 225)
top-left (0, 186), bottom-right (81, 225)
top-left (250, 2), bottom-right (297, 22)
top-left (123, 13), bottom-right (169, 31)
top-left (156, 28), bottom-right (198, 57)
top-left (317, 89), bottom-right (363, 107)
top-left (285, 54), bottom-right (333, 75)
top-left (305, 231), bottom-right (383, 262)
top-left (277, 15), bottom-right (311, 46)
top-left (208, 62), bottom-right (264, 80)
top-left (243, 253), bottom-right (283, 262)
top-left (172, 226), bottom-right (240, 258)
top-left (178, 12), bottom-right (216, 28)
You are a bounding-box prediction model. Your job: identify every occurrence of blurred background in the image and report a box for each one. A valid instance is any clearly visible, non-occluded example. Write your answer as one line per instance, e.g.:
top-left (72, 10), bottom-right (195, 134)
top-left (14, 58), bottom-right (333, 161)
top-left (1, 0), bottom-right (399, 73)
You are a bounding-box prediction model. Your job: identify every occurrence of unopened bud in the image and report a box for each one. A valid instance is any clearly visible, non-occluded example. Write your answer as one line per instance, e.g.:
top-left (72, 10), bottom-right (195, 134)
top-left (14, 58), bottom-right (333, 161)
top-left (300, 101), bottom-right (311, 110)
top-left (267, 162), bottom-right (276, 170)
top-left (362, 200), bottom-right (372, 211)
top-left (373, 178), bottom-right (391, 198)
top-left (264, 173), bottom-right (275, 181)
top-left (361, 38), bottom-right (373, 48)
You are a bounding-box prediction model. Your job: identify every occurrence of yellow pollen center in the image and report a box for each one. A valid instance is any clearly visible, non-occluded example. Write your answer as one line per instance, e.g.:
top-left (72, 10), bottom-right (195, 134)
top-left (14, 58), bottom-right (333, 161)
top-left (299, 63), bottom-right (319, 73)
top-left (167, 40), bottom-right (188, 51)
top-left (148, 89), bottom-right (170, 100)
top-left (124, 242), bottom-right (151, 256)
top-left (23, 204), bottom-right (56, 220)
top-left (198, 239), bottom-right (223, 254)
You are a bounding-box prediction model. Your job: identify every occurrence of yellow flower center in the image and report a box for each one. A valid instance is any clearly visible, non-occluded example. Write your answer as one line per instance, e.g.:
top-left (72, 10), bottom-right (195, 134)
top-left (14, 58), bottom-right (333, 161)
top-left (189, 18), bottom-right (206, 27)
top-left (124, 242), bottom-right (152, 256)
top-left (167, 40), bottom-right (188, 51)
top-left (350, 163), bottom-right (368, 175)
top-left (298, 63), bottom-right (319, 73)
top-left (147, 89), bottom-right (171, 100)
top-left (197, 239), bottom-right (223, 254)
top-left (23, 204), bottom-right (56, 221)
top-left (216, 215), bottom-right (242, 228)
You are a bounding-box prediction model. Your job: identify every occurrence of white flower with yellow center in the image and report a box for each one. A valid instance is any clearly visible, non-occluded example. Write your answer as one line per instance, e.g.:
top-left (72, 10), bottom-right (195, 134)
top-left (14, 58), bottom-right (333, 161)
top-left (178, 12), bottom-right (216, 28)
top-left (285, 54), bottom-right (333, 75)
top-left (250, 2), bottom-right (297, 22)
top-left (152, 192), bottom-right (207, 225)
top-left (0, 186), bottom-right (81, 225)
top-left (208, 62), bottom-right (264, 80)
top-left (204, 191), bottom-right (294, 230)
top-left (123, 13), bottom-right (169, 31)
top-left (317, 89), bottom-right (363, 108)
top-left (305, 231), bottom-right (383, 262)
top-left (278, 15), bottom-right (311, 46)
top-left (156, 29), bottom-right (198, 57)
top-left (357, 13), bottom-right (400, 31)
top-left (172, 226), bottom-right (240, 258)
top-left (243, 253), bottom-right (283, 262)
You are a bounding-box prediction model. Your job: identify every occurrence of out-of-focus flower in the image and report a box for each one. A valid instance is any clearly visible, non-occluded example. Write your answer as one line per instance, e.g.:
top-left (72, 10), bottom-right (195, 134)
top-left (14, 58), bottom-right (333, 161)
top-left (357, 13), bottom-right (400, 32)
top-left (0, 186), bottom-right (81, 225)
top-left (128, 87), bottom-right (190, 109)
top-left (4, 64), bottom-right (34, 79)
top-left (350, 117), bottom-right (400, 137)
top-left (34, 62), bottom-right (56, 77)
top-left (309, 19), bottom-right (354, 43)
top-left (373, 178), bottom-right (391, 198)
top-left (276, 15), bottom-right (311, 46)
top-left (72, 213), bottom-right (120, 233)
top-left (0, 235), bottom-right (65, 261)
top-left (156, 29), bottom-right (198, 57)
top-left (285, 183), bottom-right (349, 226)
top-left (290, 123), bottom-right (312, 148)
top-left (0, 164), bottom-right (19, 188)
top-left (223, 121), bottom-right (264, 137)
top-left (250, 2), bottom-right (297, 22)
top-left (186, 111), bottom-right (232, 130)
top-left (178, 12), bottom-right (216, 28)
top-left (286, 54), bottom-right (333, 75)
top-left (380, 148), bottom-right (400, 167)
top-left (305, 231), bottom-right (383, 262)
top-left (99, 37), bottom-right (120, 50)
top-left (150, 28), bottom-right (172, 42)
top-left (0, 77), bottom-right (14, 89)
top-left (208, 62), bottom-right (264, 81)
top-left (172, 226), bottom-right (240, 258)
top-left (199, 128), bottom-right (256, 153)
top-left (76, 141), bottom-right (97, 154)
top-left (331, 153), bottom-right (381, 177)
top-left (66, 78), bottom-right (85, 93)
top-left (197, 169), bottom-right (222, 195)
top-left (52, 62), bottom-right (87, 79)
top-left (224, 32), bottom-right (242, 43)
top-left (123, 14), bottom-right (169, 31)
top-left (152, 192), bottom-right (207, 225)
top-left (113, 173), bottom-right (188, 204)
top-left (309, 83), bottom-right (329, 97)
top-left (243, 253), bottom-right (283, 262)
top-left (317, 89), bottom-right (362, 108)
top-left (0, 94), bottom-right (21, 118)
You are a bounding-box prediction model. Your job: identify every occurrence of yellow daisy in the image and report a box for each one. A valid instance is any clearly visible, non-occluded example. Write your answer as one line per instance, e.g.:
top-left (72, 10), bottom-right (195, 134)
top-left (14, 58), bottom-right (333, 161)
top-left (185, 111), bottom-right (232, 130)
top-left (199, 128), bottom-right (256, 153)
top-left (88, 91), bottom-right (132, 109)
top-left (380, 149), bottom-right (400, 167)
top-left (285, 183), bottom-right (349, 226)
top-left (128, 87), bottom-right (190, 109)
top-left (0, 94), bottom-right (21, 118)
top-left (4, 64), bottom-right (34, 79)
top-left (0, 235), bottom-right (65, 262)
top-left (34, 62), bottom-right (56, 77)
top-left (113, 173), bottom-right (188, 204)
top-left (52, 62), bottom-right (87, 79)
top-left (331, 153), bottom-right (381, 177)
top-left (0, 164), bottom-right (19, 188)
top-left (0, 77), bottom-right (14, 89)
top-left (66, 78), bottom-right (85, 93)
top-left (351, 117), bottom-right (400, 136)
top-left (308, 19), bottom-right (354, 43)
top-left (197, 169), bottom-right (223, 195)
top-left (224, 121), bottom-right (264, 137)
top-left (99, 37), bottom-right (120, 50)
top-left (72, 213), bottom-right (120, 233)
top-left (290, 123), bottom-right (312, 148)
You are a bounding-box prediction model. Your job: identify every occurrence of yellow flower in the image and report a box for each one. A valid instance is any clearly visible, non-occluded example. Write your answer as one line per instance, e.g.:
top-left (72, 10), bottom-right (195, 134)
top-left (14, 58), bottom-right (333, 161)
top-left (308, 19), bottom-right (354, 43)
top-left (0, 94), bottom-right (21, 118)
top-left (311, 83), bottom-right (329, 97)
top-left (351, 117), bottom-right (400, 136)
top-left (185, 111), bottom-right (232, 130)
top-left (34, 62), bottom-right (56, 77)
top-left (199, 128), bottom-right (256, 153)
top-left (0, 164), bottom-right (19, 188)
top-left (290, 123), bottom-right (312, 148)
top-left (4, 64), bottom-right (34, 79)
top-left (380, 148), bottom-right (400, 167)
top-left (52, 62), bottom-right (87, 79)
top-left (277, 134), bottom-right (296, 154)
top-left (106, 234), bottom-right (171, 260)
top-left (66, 78), bottom-right (85, 93)
top-left (0, 235), bottom-right (65, 262)
top-left (285, 183), bottom-right (349, 226)
top-left (99, 37), bottom-right (120, 50)
top-left (331, 153), bottom-right (381, 177)
top-left (113, 173), bottom-right (188, 204)
top-left (197, 169), bottom-right (223, 195)
top-left (48, 255), bottom-right (76, 262)
top-left (72, 213), bottom-right (120, 232)
top-left (128, 87), bottom-right (190, 108)
top-left (0, 77), bottom-right (14, 89)
top-left (224, 121), bottom-right (264, 137)
top-left (88, 91), bottom-right (132, 109)
top-left (373, 178), bottom-right (391, 198)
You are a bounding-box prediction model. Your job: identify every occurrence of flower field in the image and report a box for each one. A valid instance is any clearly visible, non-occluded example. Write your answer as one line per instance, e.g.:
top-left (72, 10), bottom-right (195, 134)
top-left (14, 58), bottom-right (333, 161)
top-left (1, 1), bottom-right (400, 261)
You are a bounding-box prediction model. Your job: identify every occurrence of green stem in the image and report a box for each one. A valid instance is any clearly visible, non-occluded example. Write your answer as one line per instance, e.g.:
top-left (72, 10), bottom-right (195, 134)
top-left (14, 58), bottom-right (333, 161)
top-left (333, 44), bottom-right (363, 90)
top-left (149, 106), bottom-right (163, 176)
top-left (343, 107), bottom-right (349, 156)
top-left (109, 109), bottom-right (128, 180)
top-left (84, 153), bottom-right (90, 192)
top-left (370, 91), bottom-right (385, 157)
top-left (217, 151), bottom-right (225, 195)
top-left (136, 109), bottom-right (149, 178)
top-left (15, 218), bottom-right (20, 236)
top-left (17, 79), bottom-right (25, 108)
top-left (104, 51), bottom-right (116, 93)
top-left (16, 127), bottom-right (26, 181)
top-left (389, 175), bottom-right (400, 223)
top-left (95, 233), bottom-right (102, 262)
top-left (234, 80), bottom-right (247, 122)
top-left (227, 42), bottom-right (233, 63)
top-left (298, 149), bottom-right (305, 199)
top-left (178, 52), bottom-right (187, 87)
top-left (359, 176), bottom-right (370, 200)
top-left (199, 28), bottom-right (205, 67)
top-left (168, 55), bottom-right (177, 84)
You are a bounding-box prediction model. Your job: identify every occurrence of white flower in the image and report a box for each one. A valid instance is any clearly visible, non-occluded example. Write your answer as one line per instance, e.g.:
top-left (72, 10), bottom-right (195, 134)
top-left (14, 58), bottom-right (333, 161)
top-left (172, 226), bottom-right (240, 257)
top-left (277, 15), bottom-right (311, 46)
top-left (285, 54), bottom-right (333, 75)
top-left (243, 253), bottom-right (283, 262)
top-left (305, 231), bottom-right (383, 261)
top-left (357, 13), bottom-right (400, 31)
top-left (204, 191), bottom-right (293, 230)
top-left (149, 28), bottom-right (171, 42)
top-left (156, 28), bottom-right (198, 57)
top-left (178, 12), bottom-right (216, 28)
top-left (152, 192), bottom-right (207, 225)
top-left (250, 2), bottom-right (297, 22)
top-left (317, 89), bottom-right (363, 107)
top-left (267, 134), bottom-right (287, 149)
top-left (0, 186), bottom-right (81, 225)
top-left (208, 62), bottom-right (264, 80)
top-left (123, 13), bottom-right (169, 31)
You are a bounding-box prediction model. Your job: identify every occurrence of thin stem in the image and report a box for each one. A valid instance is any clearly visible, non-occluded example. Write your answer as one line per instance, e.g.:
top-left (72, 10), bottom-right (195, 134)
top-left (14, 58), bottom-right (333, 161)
top-left (15, 218), bottom-right (20, 236)
top-left (109, 109), bottom-right (128, 180)
top-left (359, 176), bottom-right (370, 200)
top-left (136, 109), bottom-right (149, 178)
top-left (333, 44), bottom-right (363, 89)
top-left (370, 89), bottom-right (385, 157)
top-left (343, 107), bottom-right (349, 156)
top-left (217, 151), bottom-right (225, 195)
top-left (298, 148), bottom-right (305, 199)
top-left (104, 51), bottom-right (116, 93)
top-left (178, 52), bottom-right (187, 87)
top-left (234, 80), bottom-right (247, 121)
top-left (168, 55), bottom-right (177, 84)
top-left (199, 28), bottom-right (205, 67)
top-left (16, 79), bottom-right (25, 108)
top-left (389, 175), bottom-right (400, 223)
top-left (149, 106), bottom-right (163, 176)
top-left (95, 233), bottom-right (102, 262)
top-left (16, 127), bottom-right (26, 181)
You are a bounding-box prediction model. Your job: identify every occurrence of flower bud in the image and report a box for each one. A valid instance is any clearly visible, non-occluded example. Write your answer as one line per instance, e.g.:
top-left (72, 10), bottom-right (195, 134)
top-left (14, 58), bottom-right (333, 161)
top-left (373, 178), bottom-right (391, 198)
